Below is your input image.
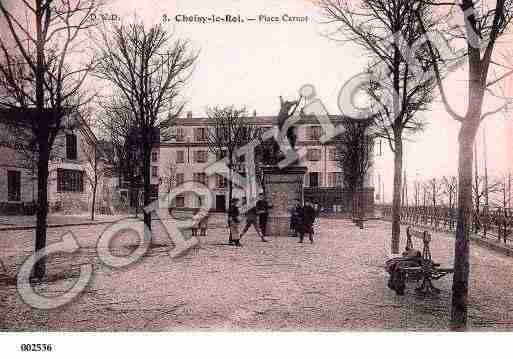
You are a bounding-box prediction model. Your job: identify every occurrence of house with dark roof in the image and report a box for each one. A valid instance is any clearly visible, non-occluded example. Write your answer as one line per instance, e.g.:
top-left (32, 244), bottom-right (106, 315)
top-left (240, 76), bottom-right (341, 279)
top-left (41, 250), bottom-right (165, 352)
top-left (0, 108), bottom-right (108, 215)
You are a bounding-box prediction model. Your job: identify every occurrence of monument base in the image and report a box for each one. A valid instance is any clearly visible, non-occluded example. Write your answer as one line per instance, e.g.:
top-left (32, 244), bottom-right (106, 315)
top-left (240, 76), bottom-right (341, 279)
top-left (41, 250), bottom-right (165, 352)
top-left (262, 165), bottom-right (307, 237)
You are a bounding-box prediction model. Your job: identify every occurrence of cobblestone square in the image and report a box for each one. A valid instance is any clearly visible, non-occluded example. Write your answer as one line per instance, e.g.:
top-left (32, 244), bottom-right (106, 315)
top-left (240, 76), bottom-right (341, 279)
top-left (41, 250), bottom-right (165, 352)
top-left (1, 217), bottom-right (513, 331)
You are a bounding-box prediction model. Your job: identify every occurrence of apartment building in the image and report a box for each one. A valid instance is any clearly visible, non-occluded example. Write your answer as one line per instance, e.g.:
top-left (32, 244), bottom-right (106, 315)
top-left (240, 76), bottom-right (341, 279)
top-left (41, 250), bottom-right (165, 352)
top-left (159, 112), bottom-right (375, 212)
top-left (0, 110), bottom-right (105, 215)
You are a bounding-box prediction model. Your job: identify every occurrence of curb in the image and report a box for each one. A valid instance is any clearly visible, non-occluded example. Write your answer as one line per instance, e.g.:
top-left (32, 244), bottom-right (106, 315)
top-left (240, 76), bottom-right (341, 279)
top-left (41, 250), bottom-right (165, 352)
top-left (0, 217), bottom-right (229, 232)
top-left (470, 235), bottom-right (513, 257)
top-left (0, 219), bottom-right (122, 232)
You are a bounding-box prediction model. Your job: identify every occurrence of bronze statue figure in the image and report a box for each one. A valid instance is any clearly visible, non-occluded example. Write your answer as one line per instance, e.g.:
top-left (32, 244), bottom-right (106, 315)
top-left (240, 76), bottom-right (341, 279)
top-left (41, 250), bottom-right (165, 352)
top-left (276, 96), bottom-right (301, 150)
top-left (260, 96), bottom-right (302, 165)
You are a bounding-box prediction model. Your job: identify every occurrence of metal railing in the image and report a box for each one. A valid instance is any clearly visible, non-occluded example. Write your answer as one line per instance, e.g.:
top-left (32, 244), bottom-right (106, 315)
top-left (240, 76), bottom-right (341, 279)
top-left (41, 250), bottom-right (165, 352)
top-left (379, 205), bottom-right (513, 245)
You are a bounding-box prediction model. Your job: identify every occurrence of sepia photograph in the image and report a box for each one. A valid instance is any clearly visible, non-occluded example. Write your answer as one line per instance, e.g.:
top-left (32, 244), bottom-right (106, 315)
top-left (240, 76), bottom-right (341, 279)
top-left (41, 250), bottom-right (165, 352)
top-left (1, 0), bottom-right (513, 357)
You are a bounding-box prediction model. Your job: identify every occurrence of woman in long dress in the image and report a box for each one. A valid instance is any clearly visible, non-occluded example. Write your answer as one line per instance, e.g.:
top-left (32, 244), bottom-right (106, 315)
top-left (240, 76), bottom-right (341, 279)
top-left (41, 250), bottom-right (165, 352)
top-left (228, 198), bottom-right (242, 246)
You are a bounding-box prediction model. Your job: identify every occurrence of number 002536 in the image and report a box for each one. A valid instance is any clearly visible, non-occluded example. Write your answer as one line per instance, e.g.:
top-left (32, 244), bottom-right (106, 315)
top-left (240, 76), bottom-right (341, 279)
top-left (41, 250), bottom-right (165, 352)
top-left (20, 344), bottom-right (53, 352)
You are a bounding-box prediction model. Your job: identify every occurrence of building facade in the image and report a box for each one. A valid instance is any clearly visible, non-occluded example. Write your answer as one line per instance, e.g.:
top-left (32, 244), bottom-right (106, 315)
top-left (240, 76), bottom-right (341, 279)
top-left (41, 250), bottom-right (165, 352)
top-left (159, 112), bottom-right (375, 212)
top-left (0, 112), bottom-right (105, 215)
top-left (1, 111), bottom-right (376, 215)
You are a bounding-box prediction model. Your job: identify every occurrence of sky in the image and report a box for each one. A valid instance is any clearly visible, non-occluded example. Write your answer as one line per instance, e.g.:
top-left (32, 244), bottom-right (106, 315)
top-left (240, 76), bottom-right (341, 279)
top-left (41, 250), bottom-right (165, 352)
top-left (103, 0), bottom-right (513, 201)
top-left (3, 0), bottom-right (513, 202)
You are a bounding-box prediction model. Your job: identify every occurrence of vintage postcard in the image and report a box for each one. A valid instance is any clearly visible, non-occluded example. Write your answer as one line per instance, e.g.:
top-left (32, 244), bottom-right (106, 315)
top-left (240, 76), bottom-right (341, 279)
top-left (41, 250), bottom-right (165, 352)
top-left (1, 0), bottom-right (513, 357)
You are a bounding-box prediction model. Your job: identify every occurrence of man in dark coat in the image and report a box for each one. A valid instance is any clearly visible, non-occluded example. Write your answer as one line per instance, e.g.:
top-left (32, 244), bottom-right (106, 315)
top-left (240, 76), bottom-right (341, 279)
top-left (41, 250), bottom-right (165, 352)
top-left (228, 198), bottom-right (242, 246)
top-left (240, 199), bottom-right (267, 242)
top-left (289, 199), bottom-right (301, 236)
top-left (256, 194), bottom-right (270, 236)
top-left (299, 201), bottom-right (317, 243)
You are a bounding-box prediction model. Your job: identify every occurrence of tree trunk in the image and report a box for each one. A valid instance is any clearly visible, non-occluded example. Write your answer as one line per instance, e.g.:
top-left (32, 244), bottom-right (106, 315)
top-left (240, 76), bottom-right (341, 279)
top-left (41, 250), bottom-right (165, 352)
top-left (33, 148), bottom-right (50, 280)
top-left (228, 155), bottom-right (234, 207)
top-left (228, 155), bottom-right (234, 243)
top-left (143, 145), bottom-right (152, 242)
top-left (391, 136), bottom-right (403, 254)
top-left (32, 0), bottom-right (47, 281)
top-left (451, 124), bottom-right (477, 330)
top-left (91, 181), bottom-right (97, 221)
top-left (349, 190), bottom-right (355, 218)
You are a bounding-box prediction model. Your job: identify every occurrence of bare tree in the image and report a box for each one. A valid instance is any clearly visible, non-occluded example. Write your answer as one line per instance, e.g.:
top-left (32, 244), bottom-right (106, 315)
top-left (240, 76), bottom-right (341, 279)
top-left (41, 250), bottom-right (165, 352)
top-left (318, 0), bottom-right (439, 253)
top-left (417, 0), bottom-right (513, 328)
top-left (82, 138), bottom-right (103, 221)
top-left (79, 106), bottom-right (104, 221)
top-left (442, 176), bottom-right (458, 211)
top-left (95, 21), bottom-right (198, 239)
top-left (422, 181), bottom-right (430, 208)
top-left (428, 178), bottom-right (444, 208)
top-left (98, 95), bottom-right (136, 189)
top-left (205, 106), bottom-right (262, 217)
top-left (0, 0), bottom-right (101, 279)
top-left (473, 175), bottom-right (502, 229)
top-left (496, 173), bottom-right (512, 209)
top-left (334, 117), bottom-right (374, 218)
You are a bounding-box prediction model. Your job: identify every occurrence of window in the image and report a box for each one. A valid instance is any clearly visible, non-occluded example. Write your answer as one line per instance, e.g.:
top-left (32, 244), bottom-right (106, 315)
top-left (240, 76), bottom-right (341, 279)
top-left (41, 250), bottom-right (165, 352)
top-left (175, 127), bottom-right (186, 142)
top-left (152, 151), bottom-right (159, 162)
top-left (152, 166), bottom-right (159, 178)
top-left (66, 133), bottom-right (78, 160)
top-left (309, 172), bottom-right (319, 188)
top-left (194, 127), bottom-right (207, 142)
top-left (306, 148), bottom-right (322, 161)
top-left (7, 170), bottom-right (21, 201)
top-left (307, 126), bottom-right (322, 141)
top-left (196, 195), bottom-right (205, 207)
top-left (175, 196), bottom-right (185, 208)
top-left (57, 169), bottom-right (84, 192)
top-left (193, 172), bottom-right (207, 185)
top-left (328, 148), bottom-right (337, 161)
top-left (176, 150), bottom-right (185, 163)
top-left (176, 173), bottom-right (184, 186)
top-left (194, 150), bottom-right (208, 163)
top-left (216, 174), bottom-right (227, 188)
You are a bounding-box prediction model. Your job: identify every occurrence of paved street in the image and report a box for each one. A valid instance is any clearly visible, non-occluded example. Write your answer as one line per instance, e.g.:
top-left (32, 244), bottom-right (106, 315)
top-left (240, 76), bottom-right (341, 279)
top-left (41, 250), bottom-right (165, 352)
top-left (1, 217), bottom-right (513, 331)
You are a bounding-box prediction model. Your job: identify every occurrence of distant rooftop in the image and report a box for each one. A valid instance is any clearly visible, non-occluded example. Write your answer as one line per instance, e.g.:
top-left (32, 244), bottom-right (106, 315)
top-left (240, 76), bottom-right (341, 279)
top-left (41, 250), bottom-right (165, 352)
top-left (174, 111), bottom-right (347, 126)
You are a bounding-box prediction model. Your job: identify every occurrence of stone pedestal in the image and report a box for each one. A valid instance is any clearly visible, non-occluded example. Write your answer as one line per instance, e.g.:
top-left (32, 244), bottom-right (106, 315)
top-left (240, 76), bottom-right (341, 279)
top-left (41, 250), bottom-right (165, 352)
top-left (262, 165), bottom-right (307, 237)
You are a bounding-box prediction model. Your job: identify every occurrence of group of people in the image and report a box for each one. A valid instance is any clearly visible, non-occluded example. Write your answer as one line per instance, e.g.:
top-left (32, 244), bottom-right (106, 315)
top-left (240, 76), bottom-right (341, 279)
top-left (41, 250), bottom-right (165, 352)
top-left (228, 194), bottom-right (270, 246)
top-left (227, 194), bottom-right (319, 246)
top-left (289, 200), bottom-right (319, 243)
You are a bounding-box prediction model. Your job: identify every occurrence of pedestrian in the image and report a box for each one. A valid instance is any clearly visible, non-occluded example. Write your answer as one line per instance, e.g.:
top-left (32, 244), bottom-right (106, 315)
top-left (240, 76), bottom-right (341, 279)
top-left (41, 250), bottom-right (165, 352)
top-left (191, 208), bottom-right (200, 237)
top-left (199, 214), bottom-right (209, 236)
top-left (299, 200), bottom-right (317, 244)
top-left (256, 193), bottom-right (270, 236)
top-left (289, 199), bottom-right (301, 236)
top-left (240, 199), bottom-right (268, 242)
top-left (228, 198), bottom-right (242, 246)
top-left (191, 220), bottom-right (199, 237)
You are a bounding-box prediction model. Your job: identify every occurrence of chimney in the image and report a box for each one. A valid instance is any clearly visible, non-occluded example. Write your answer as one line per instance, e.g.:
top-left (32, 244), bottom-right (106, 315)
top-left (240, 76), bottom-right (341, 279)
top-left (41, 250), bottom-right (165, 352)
top-left (187, 111), bottom-right (193, 118)
top-left (253, 110), bottom-right (257, 117)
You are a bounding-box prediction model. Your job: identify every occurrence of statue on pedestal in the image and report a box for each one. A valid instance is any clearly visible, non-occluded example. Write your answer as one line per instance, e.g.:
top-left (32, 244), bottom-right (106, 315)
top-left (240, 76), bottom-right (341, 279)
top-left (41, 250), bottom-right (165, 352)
top-left (261, 96), bottom-right (301, 165)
